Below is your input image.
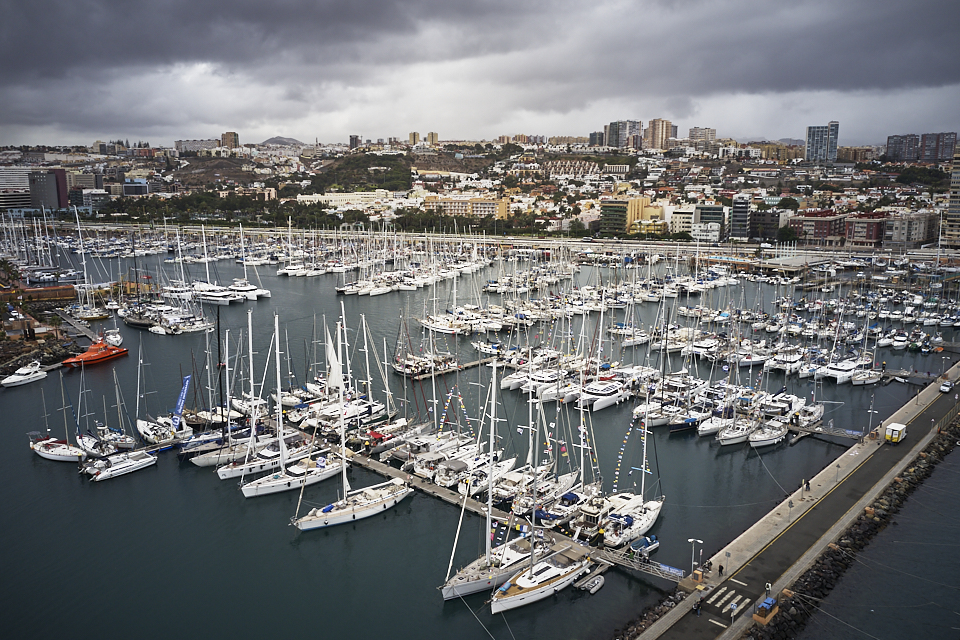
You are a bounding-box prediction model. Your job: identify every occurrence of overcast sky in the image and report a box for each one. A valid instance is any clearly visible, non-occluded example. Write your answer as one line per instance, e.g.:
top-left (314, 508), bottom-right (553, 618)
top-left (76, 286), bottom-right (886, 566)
top-left (3, 0), bottom-right (959, 147)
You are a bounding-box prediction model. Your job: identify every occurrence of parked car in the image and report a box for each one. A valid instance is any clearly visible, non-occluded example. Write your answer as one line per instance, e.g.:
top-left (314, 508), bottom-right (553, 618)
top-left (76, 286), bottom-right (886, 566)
top-left (940, 380), bottom-right (955, 393)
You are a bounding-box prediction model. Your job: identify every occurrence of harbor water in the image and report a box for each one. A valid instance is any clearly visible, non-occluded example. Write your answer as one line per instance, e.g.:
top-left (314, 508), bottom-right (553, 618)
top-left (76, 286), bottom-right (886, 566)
top-left (1, 255), bottom-right (945, 639)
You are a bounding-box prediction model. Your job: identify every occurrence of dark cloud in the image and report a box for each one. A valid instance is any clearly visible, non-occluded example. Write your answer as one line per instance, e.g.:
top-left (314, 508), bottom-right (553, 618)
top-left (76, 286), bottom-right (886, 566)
top-left (2, 0), bottom-right (958, 145)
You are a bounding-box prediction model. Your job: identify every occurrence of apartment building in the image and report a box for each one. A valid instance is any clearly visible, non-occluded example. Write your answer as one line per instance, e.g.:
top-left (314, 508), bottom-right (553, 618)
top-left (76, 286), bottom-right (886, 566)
top-left (805, 121), bottom-right (839, 164)
top-left (423, 195), bottom-right (509, 219)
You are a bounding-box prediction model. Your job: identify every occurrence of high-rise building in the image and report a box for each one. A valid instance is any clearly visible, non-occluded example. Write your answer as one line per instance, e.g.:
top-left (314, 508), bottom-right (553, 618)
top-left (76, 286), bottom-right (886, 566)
top-left (221, 131), bottom-right (239, 148)
top-left (919, 132), bottom-right (957, 162)
top-left (689, 127), bottom-right (717, 143)
top-left (886, 134), bottom-right (919, 161)
top-left (589, 131), bottom-right (605, 147)
top-left (426, 132), bottom-right (439, 145)
top-left (29, 169), bottom-right (68, 210)
top-left (645, 119), bottom-right (673, 151)
top-left (604, 120), bottom-right (641, 148)
top-left (730, 194), bottom-right (751, 240)
top-left (944, 147), bottom-right (960, 249)
top-left (805, 121), bottom-right (839, 163)
top-left (409, 132), bottom-right (420, 145)
top-left (349, 135), bottom-right (361, 149)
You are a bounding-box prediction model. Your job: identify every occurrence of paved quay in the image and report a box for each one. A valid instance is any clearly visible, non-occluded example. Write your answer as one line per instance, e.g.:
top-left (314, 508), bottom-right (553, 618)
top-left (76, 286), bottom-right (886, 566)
top-left (636, 361), bottom-right (960, 640)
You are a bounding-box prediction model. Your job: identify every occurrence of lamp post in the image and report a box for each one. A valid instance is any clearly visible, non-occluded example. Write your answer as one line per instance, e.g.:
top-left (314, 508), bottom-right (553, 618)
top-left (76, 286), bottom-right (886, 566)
top-left (688, 538), bottom-right (703, 576)
top-left (865, 393), bottom-right (878, 441)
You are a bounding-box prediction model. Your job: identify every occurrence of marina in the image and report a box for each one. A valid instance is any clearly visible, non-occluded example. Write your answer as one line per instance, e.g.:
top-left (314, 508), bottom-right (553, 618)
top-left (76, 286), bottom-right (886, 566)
top-left (2, 230), bottom-right (959, 640)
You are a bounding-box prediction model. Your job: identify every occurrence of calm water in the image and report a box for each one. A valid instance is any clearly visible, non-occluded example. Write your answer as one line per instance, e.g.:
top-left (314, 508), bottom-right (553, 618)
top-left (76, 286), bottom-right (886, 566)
top-left (1, 254), bottom-right (942, 639)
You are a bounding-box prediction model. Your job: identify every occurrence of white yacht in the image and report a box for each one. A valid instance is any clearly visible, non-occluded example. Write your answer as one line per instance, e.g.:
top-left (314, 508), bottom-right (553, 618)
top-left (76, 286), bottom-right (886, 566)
top-left (576, 380), bottom-right (629, 411)
top-left (2, 361), bottom-right (47, 387)
top-left (490, 543), bottom-right (593, 613)
top-left (27, 431), bottom-right (86, 462)
top-left (441, 533), bottom-right (555, 600)
top-left (717, 417), bottom-right (758, 446)
top-left (82, 449), bottom-right (157, 481)
top-left (241, 453), bottom-right (343, 498)
top-left (602, 494), bottom-right (664, 548)
top-left (293, 477), bottom-right (413, 529)
top-left (749, 422), bottom-right (789, 448)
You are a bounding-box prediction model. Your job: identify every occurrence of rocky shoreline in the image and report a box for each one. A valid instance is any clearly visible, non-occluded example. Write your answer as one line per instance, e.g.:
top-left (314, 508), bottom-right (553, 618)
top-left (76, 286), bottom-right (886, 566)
top-left (0, 301), bottom-right (79, 376)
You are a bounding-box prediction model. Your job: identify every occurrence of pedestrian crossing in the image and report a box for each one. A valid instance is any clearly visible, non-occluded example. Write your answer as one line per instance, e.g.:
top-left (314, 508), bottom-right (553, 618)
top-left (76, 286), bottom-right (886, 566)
top-left (702, 584), bottom-right (754, 618)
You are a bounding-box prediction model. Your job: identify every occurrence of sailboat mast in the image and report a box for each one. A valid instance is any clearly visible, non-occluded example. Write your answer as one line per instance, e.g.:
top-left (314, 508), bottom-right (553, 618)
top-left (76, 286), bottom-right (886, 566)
top-left (337, 318), bottom-right (349, 493)
top-left (486, 362), bottom-right (497, 563)
top-left (274, 313), bottom-right (284, 460)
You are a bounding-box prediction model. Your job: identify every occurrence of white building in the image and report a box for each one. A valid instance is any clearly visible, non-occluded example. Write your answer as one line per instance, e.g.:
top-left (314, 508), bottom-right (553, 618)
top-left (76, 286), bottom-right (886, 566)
top-left (691, 222), bottom-right (721, 242)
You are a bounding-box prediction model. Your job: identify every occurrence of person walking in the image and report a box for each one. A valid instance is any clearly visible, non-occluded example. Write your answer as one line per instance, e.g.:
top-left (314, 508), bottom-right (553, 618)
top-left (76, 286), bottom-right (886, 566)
top-left (696, 597), bottom-right (703, 617)
top-left (718, 564), bottom-right (724, 577)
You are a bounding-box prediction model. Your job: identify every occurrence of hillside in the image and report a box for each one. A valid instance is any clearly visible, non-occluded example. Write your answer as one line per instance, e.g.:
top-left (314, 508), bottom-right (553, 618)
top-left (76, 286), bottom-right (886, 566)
top-left (261, 136), bottom-right (304, 146)
top-left (172, 157), bottom-right (250, 187)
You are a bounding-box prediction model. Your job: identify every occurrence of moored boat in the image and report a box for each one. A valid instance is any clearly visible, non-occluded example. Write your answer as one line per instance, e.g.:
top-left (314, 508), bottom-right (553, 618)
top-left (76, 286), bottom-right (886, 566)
top-left (2, 361), bottom-right (47, 387)
top-left (62, 340), bottom-right (128, 368)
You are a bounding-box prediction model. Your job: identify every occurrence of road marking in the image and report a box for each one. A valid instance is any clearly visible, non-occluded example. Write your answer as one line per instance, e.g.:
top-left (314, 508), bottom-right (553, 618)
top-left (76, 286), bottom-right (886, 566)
top-left (708, 620), bottom-right (728, 629)
top-left (741, 599), bottom-right (753, 611)
top-left (716, 591), bottom-right (735, 608)
top-left (729, 578), bottom-right (748, 586)
top-left (706, 586), bottom-right (726, 604)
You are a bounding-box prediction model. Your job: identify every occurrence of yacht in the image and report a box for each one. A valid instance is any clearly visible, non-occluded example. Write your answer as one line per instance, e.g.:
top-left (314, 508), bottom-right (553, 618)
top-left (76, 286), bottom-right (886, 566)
top-left (1, 361), bottom-right (47, 387)
top-left (27, 431), bottom-right (86, 462)
top-left (748, 422), bottom-right (789, 448)
top-left (490, 543), bottom-right (592, 613)
top-left (717, 417), bottom-right (758, 446)
top-left (601, 494), bottom-right (664, 548)
top-left (241, 453), bottom-right (344, 498)
top-left (81, 449), bottom-right (157, 481)
top-left (440, 533), bottom-right (556, 600)
top-left (292, 477), bottom-right (413, 530)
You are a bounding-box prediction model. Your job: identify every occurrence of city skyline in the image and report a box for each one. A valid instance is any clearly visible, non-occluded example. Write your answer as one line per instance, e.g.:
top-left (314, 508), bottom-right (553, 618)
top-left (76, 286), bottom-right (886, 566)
top-left (3, 0), bottom-right (959, 147)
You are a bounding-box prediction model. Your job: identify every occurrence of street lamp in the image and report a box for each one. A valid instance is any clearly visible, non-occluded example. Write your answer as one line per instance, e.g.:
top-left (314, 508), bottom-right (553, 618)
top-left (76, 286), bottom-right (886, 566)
top-left (865, 393), bottom-right (879, 441)
top-left (688, 538), bottom-right (703, 576)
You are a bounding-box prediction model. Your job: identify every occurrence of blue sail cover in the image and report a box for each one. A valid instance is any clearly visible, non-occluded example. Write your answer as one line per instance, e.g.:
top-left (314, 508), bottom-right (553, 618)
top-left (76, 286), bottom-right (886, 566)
top-left (171, 375), bottom-right (191, 431)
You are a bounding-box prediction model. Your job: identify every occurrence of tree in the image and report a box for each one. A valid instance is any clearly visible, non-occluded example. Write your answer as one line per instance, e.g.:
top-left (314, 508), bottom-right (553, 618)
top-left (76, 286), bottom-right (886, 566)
top-left (776, 225), bottom-right (798, 243)
top-left (777, 197), bottom-right (800, 211)
top-left (569, 218), bottom-right (586, 236)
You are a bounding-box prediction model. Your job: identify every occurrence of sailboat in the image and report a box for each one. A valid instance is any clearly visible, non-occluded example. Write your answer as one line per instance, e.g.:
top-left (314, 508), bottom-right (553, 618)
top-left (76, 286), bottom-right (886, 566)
top-left (489, 542), bottom-right (593, 613)
top-left (292, 311), bottom-right (413, 530)
top-left (241, 313), bottom-right (343, 498)
top-left (600, 412), bottom-right (664, 548)
top-left (135, 341), bottom-right (194, 446)
top-left (441, 363), bottom-right (553, 600)
top-left (27, 384), bottom-right (86, 462)
top-left (80, 371), bottom-right (157, 481)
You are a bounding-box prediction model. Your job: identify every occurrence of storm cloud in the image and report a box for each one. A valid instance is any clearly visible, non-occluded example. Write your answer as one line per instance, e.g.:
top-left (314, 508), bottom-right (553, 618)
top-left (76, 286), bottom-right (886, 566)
top-left (3, 0), bottom-right (958, 145)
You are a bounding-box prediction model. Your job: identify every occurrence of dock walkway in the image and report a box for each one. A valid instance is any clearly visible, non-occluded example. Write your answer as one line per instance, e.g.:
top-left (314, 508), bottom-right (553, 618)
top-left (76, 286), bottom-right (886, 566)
top-left (54, 310), bottom-right (98, 342)
top-left (336, 445), bottom-right (512, 520)
top-left (410, 356), bottom-right (499, 381)
top-left (637, 361), bottom-right (960, 640)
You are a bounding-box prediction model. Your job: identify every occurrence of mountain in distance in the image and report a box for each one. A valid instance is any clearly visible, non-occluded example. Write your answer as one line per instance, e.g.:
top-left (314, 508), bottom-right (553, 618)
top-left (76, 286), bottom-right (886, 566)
top-left (778, 138), bottom-right (804, 146)
top-left (261, 136), bottom-right (305, 146)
